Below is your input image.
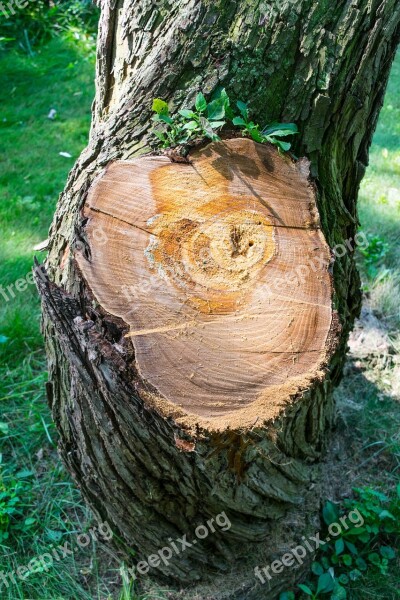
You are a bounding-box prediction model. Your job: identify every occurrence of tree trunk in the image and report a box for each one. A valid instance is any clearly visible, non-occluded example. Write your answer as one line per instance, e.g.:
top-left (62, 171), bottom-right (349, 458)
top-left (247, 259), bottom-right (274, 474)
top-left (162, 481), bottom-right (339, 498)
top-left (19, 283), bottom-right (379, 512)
top-left (36, 0), bottom-right (400, 597)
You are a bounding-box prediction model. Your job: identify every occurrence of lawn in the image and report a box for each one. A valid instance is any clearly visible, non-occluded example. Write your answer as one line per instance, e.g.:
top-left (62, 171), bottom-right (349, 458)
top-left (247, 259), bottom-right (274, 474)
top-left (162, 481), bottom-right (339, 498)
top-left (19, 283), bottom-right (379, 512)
top-left (358, 56), bottom-right (400, 332)
top-left (0, 29), bottom-right (399, 600)
top-left (0, 35), bottom-right (129, 600)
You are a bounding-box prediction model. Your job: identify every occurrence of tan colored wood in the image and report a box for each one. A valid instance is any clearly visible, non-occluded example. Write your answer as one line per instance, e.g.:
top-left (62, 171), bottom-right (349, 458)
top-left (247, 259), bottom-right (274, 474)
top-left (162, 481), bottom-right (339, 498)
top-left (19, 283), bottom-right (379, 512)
top-left (76, 138), bottom-right (336, 429)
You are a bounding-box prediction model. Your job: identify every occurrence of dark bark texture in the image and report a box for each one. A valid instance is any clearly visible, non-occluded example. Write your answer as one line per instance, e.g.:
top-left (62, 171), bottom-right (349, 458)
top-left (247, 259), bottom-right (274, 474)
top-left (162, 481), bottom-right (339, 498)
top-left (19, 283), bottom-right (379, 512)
top-left (37, 0), bottom-right (400, 597)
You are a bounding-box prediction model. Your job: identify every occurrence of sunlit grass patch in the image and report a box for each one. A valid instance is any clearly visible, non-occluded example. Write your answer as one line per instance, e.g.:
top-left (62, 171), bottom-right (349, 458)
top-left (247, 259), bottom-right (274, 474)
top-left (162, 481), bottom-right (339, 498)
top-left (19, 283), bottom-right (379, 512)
top-left (0, 36), bottom-right (94, 363)
top-left (358, 53), bottom-right (400, 335)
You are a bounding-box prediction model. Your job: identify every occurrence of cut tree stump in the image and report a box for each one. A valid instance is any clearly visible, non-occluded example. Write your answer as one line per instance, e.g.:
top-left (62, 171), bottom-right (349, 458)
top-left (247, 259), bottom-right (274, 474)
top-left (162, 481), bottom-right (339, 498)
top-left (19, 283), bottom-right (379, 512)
top-left (76, 138), bottom-right (338, 431)
top-left (36, 139), bottom-right (341, 596)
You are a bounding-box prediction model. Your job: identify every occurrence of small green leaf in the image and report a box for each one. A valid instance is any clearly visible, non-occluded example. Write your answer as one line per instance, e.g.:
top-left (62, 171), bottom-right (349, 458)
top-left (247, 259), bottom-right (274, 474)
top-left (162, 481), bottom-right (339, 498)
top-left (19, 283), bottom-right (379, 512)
top-left (338, 574), bottom-right (349, 585)
top-left (321, 556), bottom-right (331, 570)
top-left (380, 546), bottom-right (396, 560)
top-left (279, 593), bottom-right (295, 600)
top-left (349, 569), bottom-right (362, 581)
top-left (46, 528), bottom-right (64, 542)
top-left (342, 554), bottom-right (352, 566)
top-left (345, 541), bottom-right (358, 555)
top-left (368, 552), bottom-right (381, 565)
top-left (311, 561), bottom-right (324, 576)
top-left (335, 538), bottom-right (345, 555)
top-left (346, 526), bottom-right (367, 537)
top-left (206, 98), bottom-right (225, 120)
top-left (152, 98), bottom-right (169, 115)
top-left (153, 130), bottom-right (167, 142)
top-left (274, 140), bottom-right (291, 152)
top-left (0, 422), bottom-right (9, 434)
top-left (355, 557), bottom-right (367, 571)
top-left (331, 554), bottom-right (339, 565)
top-left (16, 469), bottom-right (34, 478)
top-left (263, 129), bottom-right (297, 138)
top-left (298, 583), bottom-right (313, 596)
top-left (195, 92), bottom-right (207, 112)
top-left (210, 120), bottom-right (225, 129)
top-left (355, 487), bottom-right (388, 502)
top-left (182, 121), bottom-right (199, 130)
top-left (249, 126), bottom-right (263, 143)
top-left (236, 100), bottom-right (248, 119)
top-left (217, 88), bottom-right (234, 118)
top-left (156, 114), bottom-right (173, 125)
top-left (379, 509), bottom-right (396, 521)
top-left (24, 517), bottom-right (36, 527)
top-left (383, 521), bottom-right (396, 534)
top-left (317, 572), bottom-right (334, 594)
top-left (370, 523), bottom-right (380, 534)
top-left (0, 335), bottom-right (9, 344)
top-left (262, 122), bottom-right (298, 135)
top-left (265, 134), bottom-right (292, 150)
top-left (179, 109), bottom-right (196, 118)
top-left (232, 116), bottom-right (246, 126)
top-left (331, 584), bottom-right (347, 600)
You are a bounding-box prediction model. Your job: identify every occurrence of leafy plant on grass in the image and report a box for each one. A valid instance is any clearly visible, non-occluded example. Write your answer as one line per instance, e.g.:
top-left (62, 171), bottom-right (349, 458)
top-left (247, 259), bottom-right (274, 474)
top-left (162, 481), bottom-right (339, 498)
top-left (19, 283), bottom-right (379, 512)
top-left (0, 467), bottom-right (36, 543)
top-left (151, 89), bottom-right (298, 152)
top-left (0, 0), bottom-right (99, 53)
top-left (358, 234), bottom-right (390, 279)
top-left (280, 485), bottom-right (400, 600)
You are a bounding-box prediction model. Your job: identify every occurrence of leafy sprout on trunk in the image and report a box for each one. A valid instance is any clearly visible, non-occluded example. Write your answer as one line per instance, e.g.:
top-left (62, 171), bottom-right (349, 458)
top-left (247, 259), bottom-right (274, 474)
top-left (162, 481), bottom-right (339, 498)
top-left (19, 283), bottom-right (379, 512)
top-left (151, 89), bottom-right (298, 152)
top-left (233, 100), bottom-right (299, 152)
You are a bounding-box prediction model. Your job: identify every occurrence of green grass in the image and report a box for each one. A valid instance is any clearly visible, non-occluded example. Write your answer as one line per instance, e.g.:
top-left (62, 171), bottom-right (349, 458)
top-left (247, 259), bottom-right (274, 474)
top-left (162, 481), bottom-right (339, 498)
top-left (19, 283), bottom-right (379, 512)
top-left (335, 54), bottom-right (400, 600)
top-left (0, 35), bottom-right (95, 364)
top-left (0, 36), bottom-right (127, 600)
top-left (358, 55), bottom-right (400, 331)
top-left (0, 33), bottom-right (399, 600)
top-left (281, 54), bottom-right (400, 600)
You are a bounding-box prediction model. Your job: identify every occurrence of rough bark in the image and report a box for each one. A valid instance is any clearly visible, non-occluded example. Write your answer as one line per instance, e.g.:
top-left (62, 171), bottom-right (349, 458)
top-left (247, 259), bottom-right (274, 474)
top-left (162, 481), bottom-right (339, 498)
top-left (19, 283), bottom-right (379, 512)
top-left (36, 0), bottom-right (400, 597)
